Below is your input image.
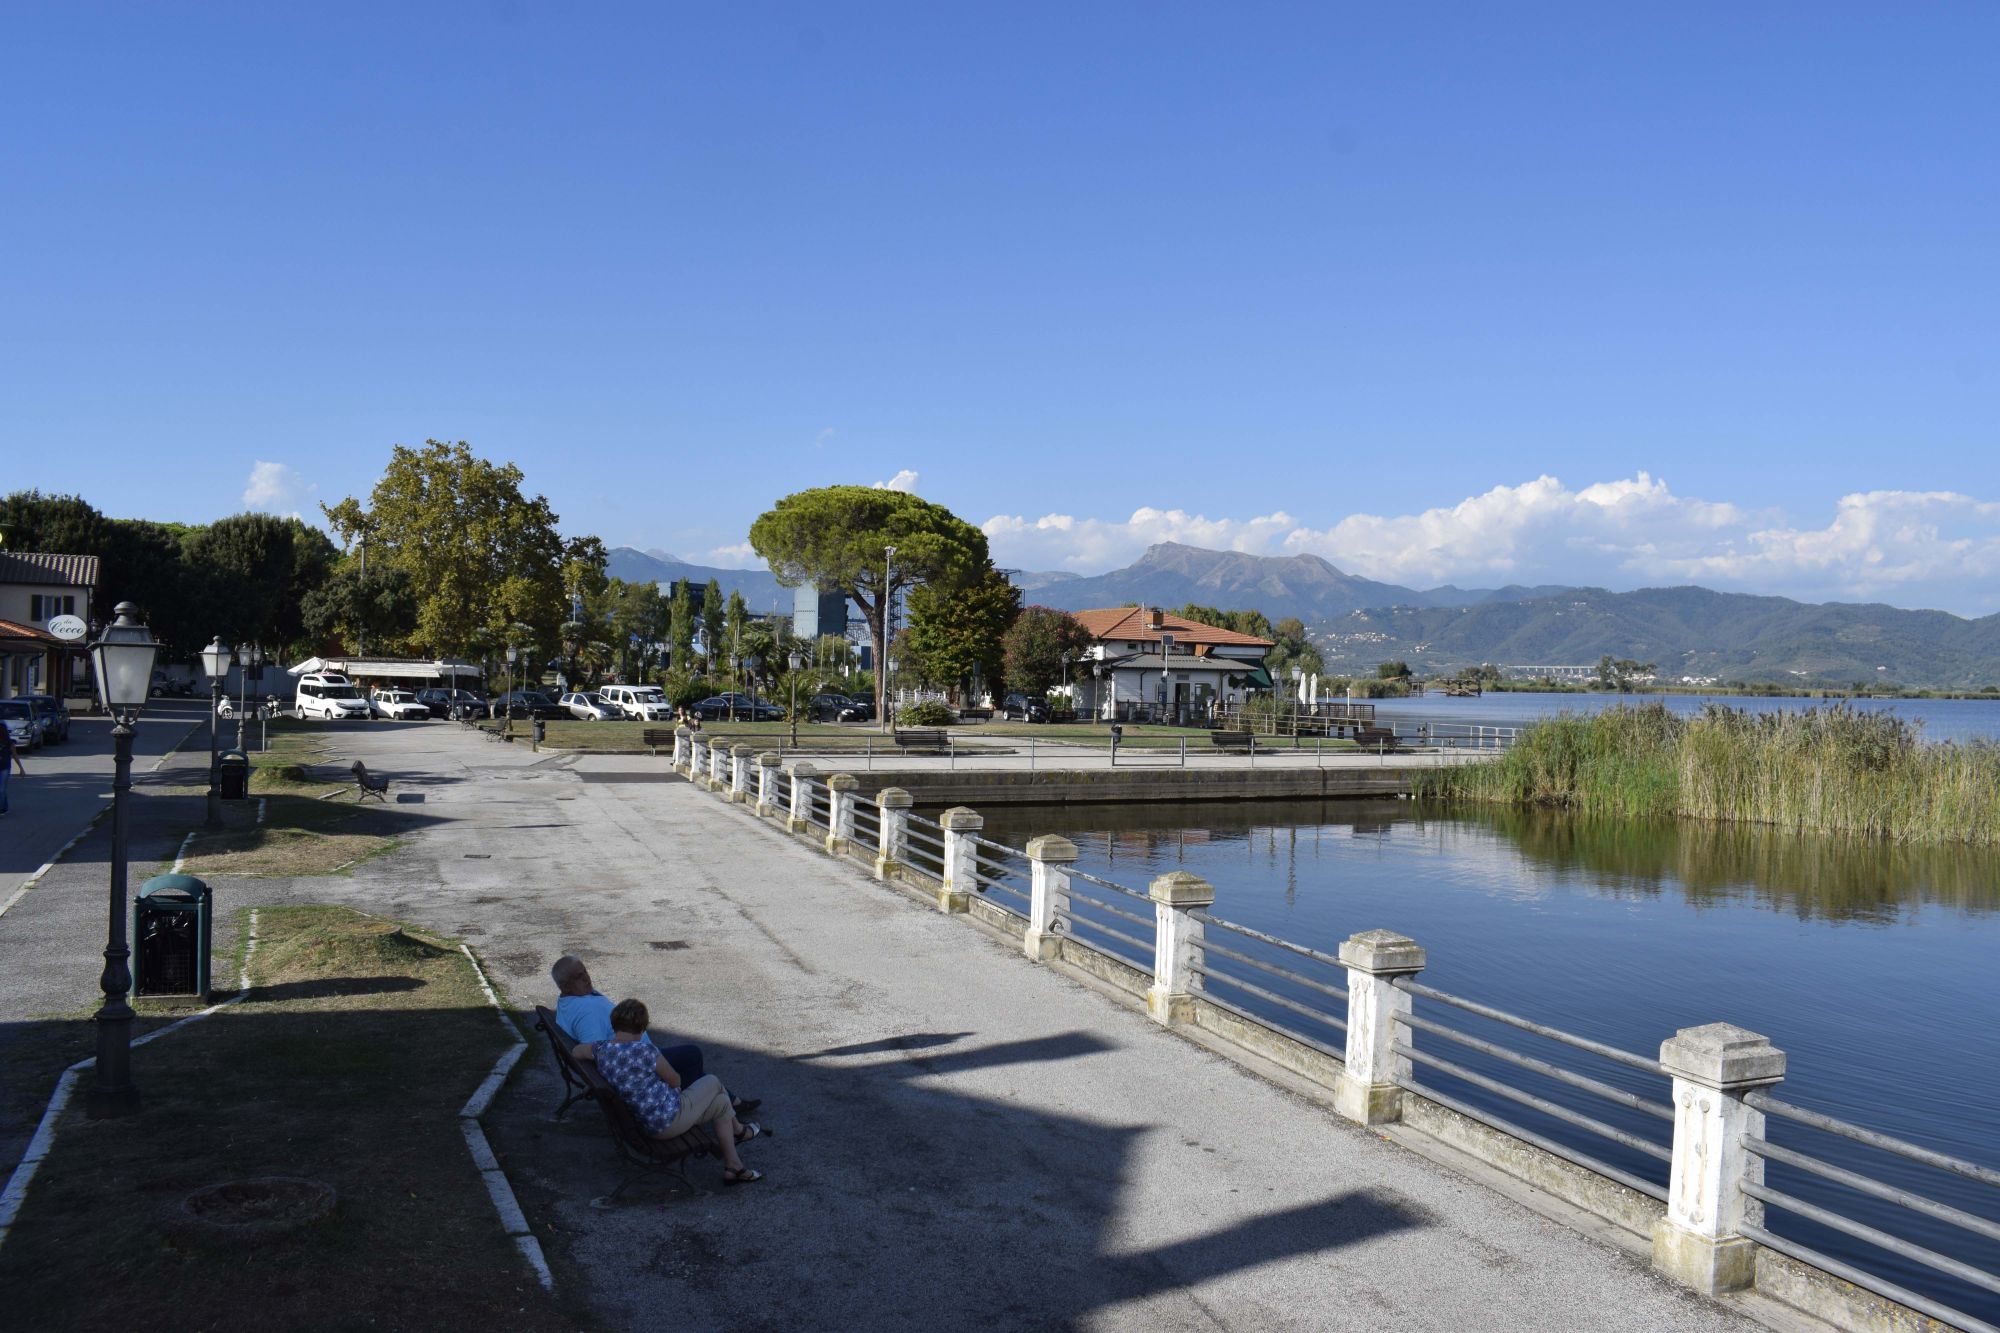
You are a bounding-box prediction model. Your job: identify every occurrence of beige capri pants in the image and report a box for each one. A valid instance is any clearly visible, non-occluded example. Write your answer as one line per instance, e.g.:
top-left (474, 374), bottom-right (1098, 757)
top-left (655, 1074), bottom-right (733, 1139)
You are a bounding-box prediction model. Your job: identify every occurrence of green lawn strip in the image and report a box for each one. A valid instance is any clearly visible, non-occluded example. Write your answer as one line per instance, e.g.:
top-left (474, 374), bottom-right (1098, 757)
top-left (0, 906), bottom-right (573, 1333)
top-left (159, 793), bottom-right (411, 878)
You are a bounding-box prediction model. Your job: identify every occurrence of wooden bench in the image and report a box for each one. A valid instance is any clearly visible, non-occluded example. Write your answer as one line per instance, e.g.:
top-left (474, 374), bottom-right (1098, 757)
top-left (350, 761), bottom-right (390, 801)
top-left (893, 728), bottom-right (949, 753)
top-left (955, 707), bottom-right (993, 722)
top-left (1208, 731), bottom-right (1254, 752)
top-left (642, 728), bottom-right (677, 755)
top-left (1356, 727), bottom-right (1398, 750)
top-left (531, 1006), bottom-right (720, 1199)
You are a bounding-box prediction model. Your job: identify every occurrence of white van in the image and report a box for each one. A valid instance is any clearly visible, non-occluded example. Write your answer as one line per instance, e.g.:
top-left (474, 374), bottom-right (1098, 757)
top-left (295, 673), bottom-right (371, 721)
top-left (599, 684), bottom-right (674, 721)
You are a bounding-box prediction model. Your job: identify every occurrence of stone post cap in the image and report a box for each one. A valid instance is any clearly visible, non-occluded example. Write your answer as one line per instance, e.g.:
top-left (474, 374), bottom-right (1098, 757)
top-left (876, 786), bottom-right (914, 809)
top-left (757, 751), bottom-right (781, 766)
top-left (1149, 870), bottom-right (1215, 907)
top-left (1026, 834), bottom-right (1079, 863)
top-left (790, 762), bottom-right (817, 776)
top-left (675, 725), bottom-right (693, 737)
top-left (1339, 929), bottom-right (1426, 975)
top-left (940, 806), bottom-right (984, 830)
top-left (1660, 1022), bottom-right (1786, 1089)
top-left (827, 773), bottom-right (860, 791)
top-left (730, 743), bottom-right (753, 757)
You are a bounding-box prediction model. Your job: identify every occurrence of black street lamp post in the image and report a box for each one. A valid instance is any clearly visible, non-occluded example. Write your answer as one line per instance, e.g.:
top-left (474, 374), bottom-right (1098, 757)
top-left (201, 636), bottom-right (230, 829)
top-left (88, 602), bottom-right (159, 1118)
top-left (788, 649), bottom-right (804, 748)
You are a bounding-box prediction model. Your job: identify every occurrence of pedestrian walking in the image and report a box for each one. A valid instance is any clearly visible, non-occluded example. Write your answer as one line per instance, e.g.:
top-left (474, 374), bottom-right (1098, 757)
top-left (0, 722), bottom-right (23, 815)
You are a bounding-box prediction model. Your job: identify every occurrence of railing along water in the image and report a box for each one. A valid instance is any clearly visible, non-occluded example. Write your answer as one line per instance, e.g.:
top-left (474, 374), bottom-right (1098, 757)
top-left (902, 813), bottom-right (948, 880)
top-left (1058, 866), bottom-right (1156, 972)
top-left (967, 834), bottom-right (1031, 915)
top-left (1191, 911), bottom-right (1348, 1059)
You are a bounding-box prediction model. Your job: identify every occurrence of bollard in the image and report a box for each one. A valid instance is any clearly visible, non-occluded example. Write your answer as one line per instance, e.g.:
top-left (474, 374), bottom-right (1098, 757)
top-left (1335, 929), bottom-right (1426, 1125)
top-left (709, 740), bottom-right (729, 792)
top-left (673, 726), bottom-right (692, 770)
top-left (756, 752), bottom-right (780, 816)
top-left (874, 787), bottom-right (911, 881)
top-left (937, 807), bottom-right (982, 913)
top-left (788, 764), bottom-right (816, 836)
top-left (688, 737), bottom-right (708, 784)
top-left (730, 744), bottom-right (753, 803)
top-left (1023, 835), bottom-right (1077, 961)
top-left (825, 774), bottom-right (859, 856)
top-left (1146, 871), bottom-right (1214, 1025)
top-left (1652, 1023), bottom-right (1785, 1295)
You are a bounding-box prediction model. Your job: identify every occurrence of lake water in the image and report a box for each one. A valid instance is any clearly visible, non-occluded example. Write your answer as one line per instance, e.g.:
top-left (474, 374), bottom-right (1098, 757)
top-left (969, 798), bottom-right (2000, 1320)
top-left (1367, 690), bottom-right (2000, 744)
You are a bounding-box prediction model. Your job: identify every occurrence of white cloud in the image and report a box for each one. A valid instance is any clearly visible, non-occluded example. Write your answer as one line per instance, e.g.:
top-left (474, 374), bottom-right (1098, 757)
top-left (242, 461), bottom-right (312, 513)
top-left (815, 427), bottom-right (836, 449)
top-left (980, 476), bottom-right (2000, 614)
top-left (706, 542), bottom-right (762, 569)
top-left (872, 469), bottom-right (919, 493)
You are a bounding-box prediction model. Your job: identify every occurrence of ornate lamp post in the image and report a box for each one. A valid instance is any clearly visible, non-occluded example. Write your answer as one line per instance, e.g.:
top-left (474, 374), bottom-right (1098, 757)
top-left (87, 602), bottom-right (159, 1118)
top-left (504, 645), bottom-right (518, 726)
top-left (880, 544), bottom-right (895, 733)
top-left (201, 637), bottom-right (231, 829)
top-left (788, 648), bottom-right (804, 748)
top-left (235, 643), bottom-right (262, 750)
top-left (1159, 632), bottom-right (1176, 724)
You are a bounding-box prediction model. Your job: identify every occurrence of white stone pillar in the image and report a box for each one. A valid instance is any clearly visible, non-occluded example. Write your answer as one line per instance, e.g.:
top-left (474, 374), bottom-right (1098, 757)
top-left (874, 787), bottom-right (912, 881)
top-left (756, 752), bottom-right (780, 816)
top-left (1024, 835), bottom-right (1077, 961)
top-left (937, 806), bottom-right (982, 913)
top-left (787, 764), bottom-right (816, 836)
top-left (688, 736), bottom-right (707, 783)
top-left (1146, 871), bottom-right (1214, 1025)
top-left (1336, 929), bottom-right (1425, 1126)
top-left (673, 726), bottom-right (692, 770)
top-left (708, 740), bottom-right (728, 791)
top-left (729, 744), bottom-right (752, 802)
top-left (825, 773), bottom-right (859, 855)
top-left (1653, 1023), bottom-right (1785, 1295)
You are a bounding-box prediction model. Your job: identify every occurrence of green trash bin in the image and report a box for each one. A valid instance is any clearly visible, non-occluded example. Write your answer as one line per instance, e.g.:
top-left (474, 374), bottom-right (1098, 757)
top-left (218, 748), bottom-right (249, 800)
top-left (134, 873), bottom-right (212, 999)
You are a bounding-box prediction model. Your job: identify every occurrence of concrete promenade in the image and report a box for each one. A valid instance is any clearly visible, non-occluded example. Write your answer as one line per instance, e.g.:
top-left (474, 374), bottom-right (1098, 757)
top-left (0, 721), bottom-right (1768, 1330)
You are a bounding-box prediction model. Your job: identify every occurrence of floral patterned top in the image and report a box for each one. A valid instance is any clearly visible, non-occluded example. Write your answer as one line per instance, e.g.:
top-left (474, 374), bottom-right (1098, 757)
top-left (593, 1036), bottom-right (680, 1134)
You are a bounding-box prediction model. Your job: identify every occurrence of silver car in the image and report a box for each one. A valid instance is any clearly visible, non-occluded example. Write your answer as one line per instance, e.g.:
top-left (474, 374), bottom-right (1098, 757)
top-left (0, 699), bottom-right (40, 751)
top-left (561, 692), bottom-right (621, 721)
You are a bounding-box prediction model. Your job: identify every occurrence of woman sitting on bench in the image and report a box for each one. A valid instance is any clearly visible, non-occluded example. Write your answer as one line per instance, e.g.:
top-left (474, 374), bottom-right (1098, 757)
top-left (575, 998), bottom-right (765, 1185)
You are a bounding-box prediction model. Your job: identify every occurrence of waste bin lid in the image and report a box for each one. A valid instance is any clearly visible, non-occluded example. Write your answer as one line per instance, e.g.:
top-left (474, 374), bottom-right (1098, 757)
top-left (140, 872), bottom-right (209, 901)
top-left (218, 749), bottom-right (248, 764)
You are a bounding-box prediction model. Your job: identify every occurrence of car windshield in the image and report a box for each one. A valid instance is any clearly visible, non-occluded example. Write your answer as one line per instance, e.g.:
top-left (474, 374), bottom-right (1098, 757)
top-left (630, 688), bottom-right (665, 701)
top-left (0, 702), bottom-right (31, 719)
top-left (323, 686), bottom-right (362, 699)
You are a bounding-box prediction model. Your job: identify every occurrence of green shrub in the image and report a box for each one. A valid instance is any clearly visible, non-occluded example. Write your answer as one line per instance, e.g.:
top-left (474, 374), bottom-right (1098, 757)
top-left (896, 701), bottom-right (952, 726)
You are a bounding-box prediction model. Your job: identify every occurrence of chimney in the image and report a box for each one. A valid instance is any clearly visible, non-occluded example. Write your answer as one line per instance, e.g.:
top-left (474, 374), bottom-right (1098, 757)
top-left (1147, 608), bottom-right (1164, 630)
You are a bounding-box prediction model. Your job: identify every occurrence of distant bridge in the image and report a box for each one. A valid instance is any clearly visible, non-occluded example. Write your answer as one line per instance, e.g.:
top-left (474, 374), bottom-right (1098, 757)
top-left (1502, 664), bottom-right (1598, 681)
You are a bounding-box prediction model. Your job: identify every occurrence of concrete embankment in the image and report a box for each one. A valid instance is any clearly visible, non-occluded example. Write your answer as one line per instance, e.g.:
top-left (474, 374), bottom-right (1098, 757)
top-left (798, 761), bottom-right (1449, 805)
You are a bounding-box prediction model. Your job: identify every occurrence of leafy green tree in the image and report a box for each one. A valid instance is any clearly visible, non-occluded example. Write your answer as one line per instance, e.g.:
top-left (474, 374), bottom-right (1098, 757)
top-left (724, 589), bottom-right (749, 681)
top-left (1177, 604), bottom-right (1274, 640)
top-left (1002, 606), bottom-right (1093, 696)
top-left (1377, 660), bottom-right (1412, 680)
top-left (700, 578), bottom-right (725, 674)
top-left (300, 559), bottom-right (417, 652)
top-left (668, 578), bottom-right (695, 673)
top-left (904, 568), bottom-right (1021, 700)
top-left (0, 490), bottom-right (112, 555)
top-left (1265, 617), bottom-right (1324, 684)
top-left (749, 485), bottom-right (990, 724)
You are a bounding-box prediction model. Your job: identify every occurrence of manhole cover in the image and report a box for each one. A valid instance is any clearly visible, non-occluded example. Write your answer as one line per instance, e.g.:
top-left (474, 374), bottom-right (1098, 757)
top-left (171, 1177), bottom-right (336, 1247)
top-left (648, 940), bottom-right (690, 951)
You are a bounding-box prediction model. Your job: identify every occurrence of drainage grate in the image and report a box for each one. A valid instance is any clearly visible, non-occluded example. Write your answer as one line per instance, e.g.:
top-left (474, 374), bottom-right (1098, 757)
top-left (647, 940), bottom-right (690, 951)
top-left (463, 853), bottom-right (491, 859)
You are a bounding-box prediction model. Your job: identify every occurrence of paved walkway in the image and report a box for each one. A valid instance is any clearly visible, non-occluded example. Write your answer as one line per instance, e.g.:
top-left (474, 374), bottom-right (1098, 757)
top-left (1, 721), bottom-right (1762, 1330)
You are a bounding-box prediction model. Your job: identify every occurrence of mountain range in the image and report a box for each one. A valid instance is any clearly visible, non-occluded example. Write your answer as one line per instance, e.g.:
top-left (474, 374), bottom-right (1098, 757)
top-left (608, 541), bottom-right (2000, 686)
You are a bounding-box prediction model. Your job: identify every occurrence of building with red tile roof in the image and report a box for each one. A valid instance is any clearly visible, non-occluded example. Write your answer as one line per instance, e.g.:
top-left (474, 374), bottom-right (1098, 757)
top-left (1068, 606), bottom-right (1273, 722)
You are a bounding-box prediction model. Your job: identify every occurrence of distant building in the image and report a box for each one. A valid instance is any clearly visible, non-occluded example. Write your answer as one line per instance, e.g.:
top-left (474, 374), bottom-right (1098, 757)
top-left (1071, 607), bottom-right (1273, 722)
top-left (285, 656), bottom-right (484, 697)
top-left (792, 583), bottom-right (852, 641)
top-left (0, 551), bottom-right (99, 699)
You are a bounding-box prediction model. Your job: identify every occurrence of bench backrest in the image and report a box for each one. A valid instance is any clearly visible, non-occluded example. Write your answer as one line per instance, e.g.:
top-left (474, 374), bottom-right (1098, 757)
top-left (535, 1005), bottom-right (713, 1165)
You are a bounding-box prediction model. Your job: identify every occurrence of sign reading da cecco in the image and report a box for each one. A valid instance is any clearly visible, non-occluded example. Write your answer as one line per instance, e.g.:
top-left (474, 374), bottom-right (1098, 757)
top-left (46, 614), bottom-right (89, 642)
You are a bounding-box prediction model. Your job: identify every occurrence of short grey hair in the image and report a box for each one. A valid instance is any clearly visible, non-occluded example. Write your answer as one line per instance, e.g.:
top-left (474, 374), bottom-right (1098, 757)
top-left (550, 955), bottom-right (587, 989)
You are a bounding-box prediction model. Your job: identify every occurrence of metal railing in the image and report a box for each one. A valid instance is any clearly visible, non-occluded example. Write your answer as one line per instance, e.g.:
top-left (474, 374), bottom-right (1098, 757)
top-left (903, 813), bottom-right (948, 880)
top-left (968, 834), bottom-right (1030, 915)
top-left (1192, 911), bottom-right (1348, 1059)
top-left (1057, 866), bottom-right (1156, 972)
top-left (1738, 1090), bottom-right (2000, 1333)
top-left (1388, 976), bottom-right (1674, 1204)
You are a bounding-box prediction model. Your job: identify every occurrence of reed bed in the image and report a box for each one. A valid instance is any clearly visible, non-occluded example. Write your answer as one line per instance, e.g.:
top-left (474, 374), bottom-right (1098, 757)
top-left (1417, 703), bottom-right (2000, 846)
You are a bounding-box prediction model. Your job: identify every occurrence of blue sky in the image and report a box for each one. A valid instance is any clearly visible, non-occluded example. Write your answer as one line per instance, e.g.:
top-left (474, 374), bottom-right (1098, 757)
top-left (4, 4), bottom-right (1996, 611)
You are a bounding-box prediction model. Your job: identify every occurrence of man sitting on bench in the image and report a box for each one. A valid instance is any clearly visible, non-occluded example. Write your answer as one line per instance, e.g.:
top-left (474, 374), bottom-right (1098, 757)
top-left (550, 955), bottom-right (759, 1117)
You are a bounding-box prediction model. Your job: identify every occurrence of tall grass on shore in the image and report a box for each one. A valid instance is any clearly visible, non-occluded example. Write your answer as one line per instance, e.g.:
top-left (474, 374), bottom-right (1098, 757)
top-left (1416, 703), bottom-right (2000, 845)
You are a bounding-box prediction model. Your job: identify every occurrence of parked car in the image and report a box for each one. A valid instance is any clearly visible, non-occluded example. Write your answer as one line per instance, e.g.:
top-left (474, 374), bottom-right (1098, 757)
top-left (489, 690), bottom-right (565, 720)
top-left (19, 694), bottom-right (70, 744)
top-left (149, 671), bottom-right (193, 697)
top-left (1000, 692), bottom-right (1050, 723)
top-left (561, 692), bottom-right (621, 721)
top-left (415, 687), bottom-right (485, 719)
top-left (598, 683), bottom-right (676, 722)
top-left (0, 699), bottom-right (42, 751)
top-left (808, 692), bottom-right (874, 723)
top-left (370, 688), bottom-right (432, 721)
top-left (688, 693), bottom-right (785, 722)
top-left (295, 673), bottom-right (372, 721)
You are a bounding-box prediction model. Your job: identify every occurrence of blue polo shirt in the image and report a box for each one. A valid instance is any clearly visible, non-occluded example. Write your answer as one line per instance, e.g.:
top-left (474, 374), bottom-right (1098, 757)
top-left (555, 991), bottom-right (615, 1043)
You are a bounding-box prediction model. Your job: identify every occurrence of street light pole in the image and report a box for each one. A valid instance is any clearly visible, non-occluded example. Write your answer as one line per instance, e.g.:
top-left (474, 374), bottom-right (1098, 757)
top-left (201, 637), bottom-right (230, 829)
top-left (87, 602), bottom-right (158, 1118)
top-left (788, 649), bottom-right (803, 748)
top-left (880, 545), bottom-right (895, 733)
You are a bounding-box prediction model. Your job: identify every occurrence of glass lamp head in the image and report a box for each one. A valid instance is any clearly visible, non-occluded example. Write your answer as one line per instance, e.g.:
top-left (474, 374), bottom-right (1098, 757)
top-left (201, 637), bottom-right (232, 680)
top-left (91, 602), bottom-right (159, 714)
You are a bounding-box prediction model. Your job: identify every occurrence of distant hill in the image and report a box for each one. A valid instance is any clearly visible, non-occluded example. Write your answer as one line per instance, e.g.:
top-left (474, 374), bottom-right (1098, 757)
top-left (1325, 586), bottom-right (2000, 688)
top-left (1007, 569), bottom-right (1083, 593)
top-left (1022, 542), bottom-right (1566, 620)
top-left (605, 546), bottom-right (790, 613)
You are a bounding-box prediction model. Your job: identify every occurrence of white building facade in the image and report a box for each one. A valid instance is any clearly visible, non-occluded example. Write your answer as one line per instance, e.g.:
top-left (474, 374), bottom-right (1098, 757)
top-left (1069, 607), bottom-right (1274, 723)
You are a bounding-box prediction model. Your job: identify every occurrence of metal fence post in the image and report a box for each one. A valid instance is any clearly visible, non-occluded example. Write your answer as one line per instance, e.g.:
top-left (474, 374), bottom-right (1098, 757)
top-left (1024, 834), bottom-right (1076, 961)
top-left (1146, 871), bottom-right (1213, 1025)
top-left (1336, 929), bottom-right (1426, 1126)
top-left (730, 744), bottom-right (753, 803)
top-left (874, 787), bottom-right (911, 881)
top-left (788, 764), bottom-right (816, 836)
top-left (938, 806), bottom-right (981, 913)
top-left (1653, 1023), bottom-right (1786, 1295)
top-left (673, 726), bottom-right (692, 771)
top-left (825, 773), bottom-right (859, 856)
top-left (755, 751), bottom-right (780, 814)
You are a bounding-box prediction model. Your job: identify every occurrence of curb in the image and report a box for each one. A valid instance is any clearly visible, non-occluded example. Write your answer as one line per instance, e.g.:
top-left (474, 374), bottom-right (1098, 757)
top-left (455, 944), bottom-right (550, 1292)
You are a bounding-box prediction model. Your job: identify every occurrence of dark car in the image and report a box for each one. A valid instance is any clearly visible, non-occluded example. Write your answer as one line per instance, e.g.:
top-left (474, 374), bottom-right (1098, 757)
top-left (416, 687), bottom-right (486, 719)
top-left (489, 689), bottom-right (565, 720)
top-left (808, 692), bottom-right (873, 723)
top-left (689, 693), bottom-right (785, 722)
top-left (19, 694), bottom-right (70, 744)
top-left (1000, 692), bottom-right (1050, 723)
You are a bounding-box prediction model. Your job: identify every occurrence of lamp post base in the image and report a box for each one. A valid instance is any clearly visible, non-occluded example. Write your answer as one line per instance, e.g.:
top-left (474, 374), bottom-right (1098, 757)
top-left (85, 1084), bottom-right (140, 1119)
